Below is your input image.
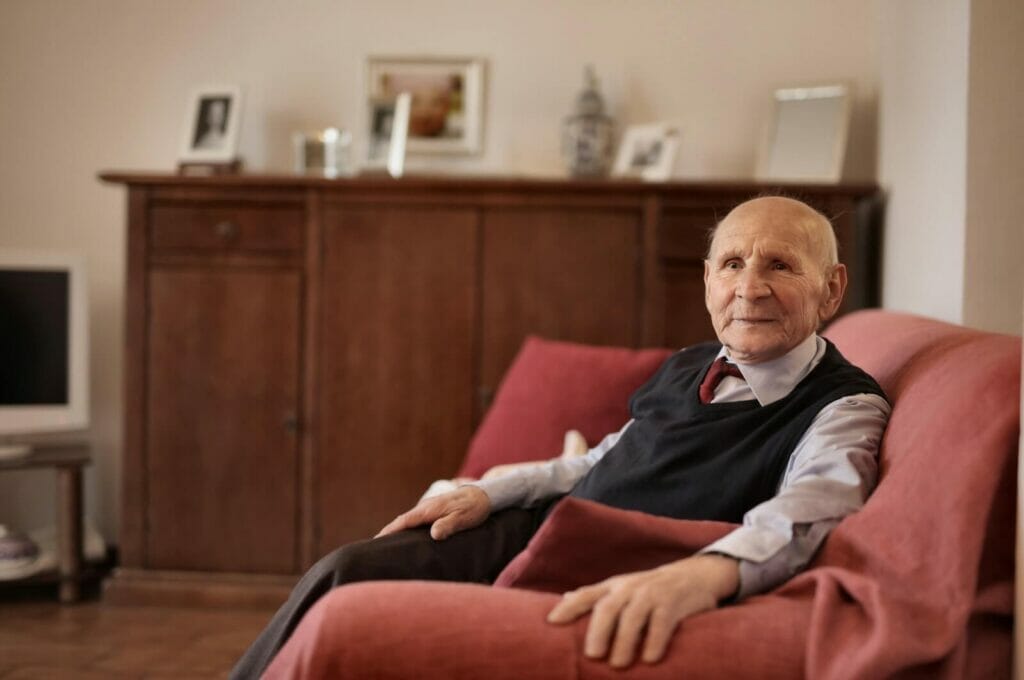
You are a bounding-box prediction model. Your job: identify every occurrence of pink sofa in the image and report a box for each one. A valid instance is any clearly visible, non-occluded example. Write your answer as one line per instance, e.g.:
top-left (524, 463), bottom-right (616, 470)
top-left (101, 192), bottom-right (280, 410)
top-left (266, 310), bottom-right (1020, 679)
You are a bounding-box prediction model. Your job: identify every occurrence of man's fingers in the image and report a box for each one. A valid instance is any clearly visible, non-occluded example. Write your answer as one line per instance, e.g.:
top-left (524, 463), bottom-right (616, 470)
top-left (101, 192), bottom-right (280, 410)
top-left (375, 503), bottom-right (436, 538)
top-left (583, 591), bottom-right (628, 659)
top-left (376, 487), bottom-right (491, 540)
top-left (547, 585), bottom-right (607, 624)
top-left (430, 513), bottom-right (460, 540)
top-left (640, 607), bottom-right (678, 664)
top-left (374, 515), bottom-right (406, 538)
top-left (608, 596), bottom-right (652, 668)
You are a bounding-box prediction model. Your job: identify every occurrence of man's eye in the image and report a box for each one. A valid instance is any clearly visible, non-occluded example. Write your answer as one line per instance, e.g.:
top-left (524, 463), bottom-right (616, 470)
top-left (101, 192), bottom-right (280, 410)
top-left (771, 262), bottom-right (790, 271)
top-left (724, 260), bottom-right (742, 270)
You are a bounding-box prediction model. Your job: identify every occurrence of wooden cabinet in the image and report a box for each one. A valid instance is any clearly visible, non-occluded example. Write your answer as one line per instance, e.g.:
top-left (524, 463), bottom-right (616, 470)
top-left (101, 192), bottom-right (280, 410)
top-left (101, 173), bottom-right (881, 605)
top-left (145, 267), bottom-right (301, 573)
top-left (316, 204), bottom-right (478, 550)
top-left (479, 208), bottom-right (642, 396)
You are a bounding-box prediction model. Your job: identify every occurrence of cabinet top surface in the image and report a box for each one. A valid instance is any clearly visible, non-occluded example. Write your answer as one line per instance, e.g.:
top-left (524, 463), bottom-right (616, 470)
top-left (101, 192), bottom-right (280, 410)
top-left (99, 171), bottom-right (878, 197)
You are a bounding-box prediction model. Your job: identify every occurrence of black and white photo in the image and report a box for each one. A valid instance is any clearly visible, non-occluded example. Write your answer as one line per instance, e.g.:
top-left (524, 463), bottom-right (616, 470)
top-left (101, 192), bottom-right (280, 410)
top-left (612, 123), bottom-right (680, 181)
top-left (179, 85), bottom-right (242, 163)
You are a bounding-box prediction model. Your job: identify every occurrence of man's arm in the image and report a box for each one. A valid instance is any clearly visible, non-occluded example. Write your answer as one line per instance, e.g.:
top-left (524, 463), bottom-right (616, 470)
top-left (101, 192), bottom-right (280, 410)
top-left (700, 393), bottom-right (890, 597)
top-left (468, 420), bottom-right (632, 509)
top-left (377, 421), bottom-right (632, 539)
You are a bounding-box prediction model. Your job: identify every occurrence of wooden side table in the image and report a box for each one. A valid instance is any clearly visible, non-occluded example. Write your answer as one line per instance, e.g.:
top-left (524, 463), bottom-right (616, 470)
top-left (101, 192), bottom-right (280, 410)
top-left (0, 443), bottom-right (91, 602)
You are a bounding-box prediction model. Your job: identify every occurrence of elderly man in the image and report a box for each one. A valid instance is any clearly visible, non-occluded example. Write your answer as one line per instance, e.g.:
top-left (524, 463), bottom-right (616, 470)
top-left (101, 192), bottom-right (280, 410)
top-left (232, 196), bottom-right (890, 678)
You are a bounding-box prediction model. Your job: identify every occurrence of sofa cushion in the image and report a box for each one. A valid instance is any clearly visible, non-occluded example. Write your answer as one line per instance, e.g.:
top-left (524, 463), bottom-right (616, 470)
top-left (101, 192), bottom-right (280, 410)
top-left (458, 337), bottom-right (673, 478)
top-left (266, 578), bottom-right (809, 680)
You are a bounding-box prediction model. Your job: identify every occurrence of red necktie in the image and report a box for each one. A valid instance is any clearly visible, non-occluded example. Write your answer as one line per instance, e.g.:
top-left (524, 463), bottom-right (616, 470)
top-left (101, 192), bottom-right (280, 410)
top-left (699, 357), bottom-right (744, 404)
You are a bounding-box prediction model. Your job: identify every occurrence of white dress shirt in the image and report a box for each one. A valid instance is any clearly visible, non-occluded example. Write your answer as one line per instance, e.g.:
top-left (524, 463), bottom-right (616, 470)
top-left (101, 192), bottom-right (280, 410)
top-left (470, 334), bottom-right (891, 599)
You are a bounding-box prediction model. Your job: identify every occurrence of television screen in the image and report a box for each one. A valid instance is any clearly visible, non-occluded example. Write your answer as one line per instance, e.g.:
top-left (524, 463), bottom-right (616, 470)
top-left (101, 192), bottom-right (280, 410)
top-left (0, 251), bottom-right (88, 439)
top-left (0, 270), bottom-right (71, 406)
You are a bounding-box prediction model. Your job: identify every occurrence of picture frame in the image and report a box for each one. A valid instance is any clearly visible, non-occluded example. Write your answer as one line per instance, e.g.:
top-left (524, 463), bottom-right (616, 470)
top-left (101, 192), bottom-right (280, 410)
top-left (178, 85), bottom-right (243, 164)
top-left (366, 98), bottom-right (396, 166)
top-left (755, 84), bottom-right (851, 183)
top-left (366, 56), bottom-right (485, 156)
top-left (612, 123), bottom-right (680, 181)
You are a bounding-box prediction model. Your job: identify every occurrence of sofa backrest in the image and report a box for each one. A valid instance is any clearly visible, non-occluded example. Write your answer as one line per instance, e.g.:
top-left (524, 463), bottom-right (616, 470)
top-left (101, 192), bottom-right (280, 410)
top-left (458, 337), bottom-right (673, 478)
top-left (810, 309), bottom-right (1020, 674)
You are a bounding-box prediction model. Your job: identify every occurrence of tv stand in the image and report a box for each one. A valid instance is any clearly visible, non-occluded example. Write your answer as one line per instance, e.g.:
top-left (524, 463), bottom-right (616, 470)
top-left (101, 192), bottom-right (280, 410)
top-left (0, 443), bottom-right (91, 602)
top-left (0, 443), bottom-right (32, 460)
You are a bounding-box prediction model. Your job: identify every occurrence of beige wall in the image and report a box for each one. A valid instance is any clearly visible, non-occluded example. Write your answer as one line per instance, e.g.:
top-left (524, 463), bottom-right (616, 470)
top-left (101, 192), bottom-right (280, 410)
top-left (963, 0), bottom-right (1024, 335)
top-left (876, 0), bottom-right (970, 325)
top-left (878, 0), bottom-right (1024, 334)
top-left (0, 0), bottom-right (879, 542)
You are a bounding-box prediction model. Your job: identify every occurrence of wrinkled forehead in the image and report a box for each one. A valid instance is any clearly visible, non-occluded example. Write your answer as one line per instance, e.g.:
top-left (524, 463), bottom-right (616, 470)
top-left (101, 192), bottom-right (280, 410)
top-left (709, 213), bottom-right (817, 260)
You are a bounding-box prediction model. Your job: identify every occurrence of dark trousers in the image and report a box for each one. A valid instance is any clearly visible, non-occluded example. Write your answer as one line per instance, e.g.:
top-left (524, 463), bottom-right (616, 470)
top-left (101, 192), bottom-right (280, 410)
top-left (229, 506), bottom-right (549, 680)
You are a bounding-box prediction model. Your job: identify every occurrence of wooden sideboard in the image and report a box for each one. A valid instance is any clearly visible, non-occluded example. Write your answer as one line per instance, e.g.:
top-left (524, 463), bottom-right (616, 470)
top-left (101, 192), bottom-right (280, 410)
top-left (100, 172), bottom-right (882, 605)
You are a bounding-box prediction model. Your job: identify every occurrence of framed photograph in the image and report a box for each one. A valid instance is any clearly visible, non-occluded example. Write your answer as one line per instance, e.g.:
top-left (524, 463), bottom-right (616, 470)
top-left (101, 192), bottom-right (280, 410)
top-left (612, 123), bottom-right (680, 181)
top-left (366, 56), bottom-right (485, 156)
top-left (179, 85), bottom-right (243, 163)
top-left (366, 98), bottom-right (396, 165)
top-left (366, 93), bottom-right (413, 175)
top-left (755, 84), bottom-right (851, 183)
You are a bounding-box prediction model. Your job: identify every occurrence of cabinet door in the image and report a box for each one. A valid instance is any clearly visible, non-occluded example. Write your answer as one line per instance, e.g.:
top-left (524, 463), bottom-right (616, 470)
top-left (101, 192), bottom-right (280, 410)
top-left (145, 267), bottom-right (301, 573)
top-left (479, 208), bottom-right (641, 407)
top-left (316, 206), bottom-right (478, 553)
top-left (655, 206), bottom-right (720, 349)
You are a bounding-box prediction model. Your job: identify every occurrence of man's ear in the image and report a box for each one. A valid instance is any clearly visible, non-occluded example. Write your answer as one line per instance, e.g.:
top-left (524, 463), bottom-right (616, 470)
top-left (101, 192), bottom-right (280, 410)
top-left (818, 263), bottom-right (848, 322)
top-left (703, 259), bottom-right (711, 307)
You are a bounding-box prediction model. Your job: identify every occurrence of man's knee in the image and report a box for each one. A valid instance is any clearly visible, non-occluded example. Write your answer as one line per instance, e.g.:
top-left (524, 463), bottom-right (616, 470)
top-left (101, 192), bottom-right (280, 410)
top-left (306, 530), bottom-right (431, 587)
top-left (307, 540), bottom-right (376, 587)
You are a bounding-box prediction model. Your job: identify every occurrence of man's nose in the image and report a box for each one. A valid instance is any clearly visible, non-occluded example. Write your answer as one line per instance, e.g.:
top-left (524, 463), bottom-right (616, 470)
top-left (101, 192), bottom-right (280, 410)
top-left (735, 268), bottom-right (771, 299)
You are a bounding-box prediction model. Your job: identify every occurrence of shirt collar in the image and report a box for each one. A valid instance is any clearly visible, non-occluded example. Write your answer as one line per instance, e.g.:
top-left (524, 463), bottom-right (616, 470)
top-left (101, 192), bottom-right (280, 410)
top-left (715, 334), bottom-right (823, 406)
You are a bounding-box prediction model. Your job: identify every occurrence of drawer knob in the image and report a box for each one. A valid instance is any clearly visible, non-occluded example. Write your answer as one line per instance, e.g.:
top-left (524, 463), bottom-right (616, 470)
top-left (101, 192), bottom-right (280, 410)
top-left (215, 221), bottom-right (239, 239)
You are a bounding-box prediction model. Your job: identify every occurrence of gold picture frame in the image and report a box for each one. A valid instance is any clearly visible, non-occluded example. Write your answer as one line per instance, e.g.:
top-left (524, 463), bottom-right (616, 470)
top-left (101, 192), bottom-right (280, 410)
top-left (366, 56), bottom-right (485, 156)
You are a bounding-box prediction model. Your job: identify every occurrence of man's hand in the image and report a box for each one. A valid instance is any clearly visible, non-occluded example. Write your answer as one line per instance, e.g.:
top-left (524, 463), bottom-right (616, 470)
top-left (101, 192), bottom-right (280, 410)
top-left (376, 486), bottom-right (491, 541)
top-left (546, 554), bottom-right (739, 668)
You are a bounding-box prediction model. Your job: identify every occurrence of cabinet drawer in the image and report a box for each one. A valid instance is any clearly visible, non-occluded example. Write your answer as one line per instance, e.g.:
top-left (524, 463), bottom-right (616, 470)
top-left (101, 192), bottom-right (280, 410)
top-left (149, 205), bottom-right (304, 253)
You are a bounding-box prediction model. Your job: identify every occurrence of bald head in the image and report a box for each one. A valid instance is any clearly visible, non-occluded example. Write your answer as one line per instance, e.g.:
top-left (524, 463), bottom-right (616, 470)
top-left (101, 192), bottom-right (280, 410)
top-left (708, 196), bottom-right (838, 274)
top-left (702, 195), bottom-right (848, 363)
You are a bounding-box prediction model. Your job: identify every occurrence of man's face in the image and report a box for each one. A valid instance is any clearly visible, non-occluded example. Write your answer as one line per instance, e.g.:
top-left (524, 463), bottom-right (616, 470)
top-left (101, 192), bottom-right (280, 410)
top-left (703, 199), bottom-right (846, 364)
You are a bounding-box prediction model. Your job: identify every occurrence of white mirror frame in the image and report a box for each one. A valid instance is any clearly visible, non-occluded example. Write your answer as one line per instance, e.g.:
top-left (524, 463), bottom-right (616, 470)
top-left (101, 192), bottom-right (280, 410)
top-left (755, 84), bottom-right (851, 183)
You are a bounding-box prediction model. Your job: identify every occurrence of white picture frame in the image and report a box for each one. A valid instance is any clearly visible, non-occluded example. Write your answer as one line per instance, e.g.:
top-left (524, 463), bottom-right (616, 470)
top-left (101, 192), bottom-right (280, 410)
top-left (178, 85), bottom-right (243, 163)
top-left (612, 123), bottom-right (680, 181)
top-left (365, 92), bottom-right (412, 171)
top-left (366, 56), bottom-right (485, 156)
top-left (755, 84), bottom-right (851, 183)
top-left (387, 93), bottom-right (412, 178)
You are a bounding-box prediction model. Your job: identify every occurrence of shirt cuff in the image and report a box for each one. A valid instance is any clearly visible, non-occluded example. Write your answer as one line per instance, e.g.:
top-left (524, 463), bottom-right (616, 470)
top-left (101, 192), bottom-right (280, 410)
top-left (699, 525), bottom-right (790, 564)
top-left (703, 520), bottom-right (840, 600)
top-left (465, 477), bottom-right (521, 511)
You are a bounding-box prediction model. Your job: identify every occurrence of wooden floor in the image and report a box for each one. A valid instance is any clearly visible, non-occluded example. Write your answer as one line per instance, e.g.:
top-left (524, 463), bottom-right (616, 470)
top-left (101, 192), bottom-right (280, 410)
top-left (0, 595), bottom-right (274, 679)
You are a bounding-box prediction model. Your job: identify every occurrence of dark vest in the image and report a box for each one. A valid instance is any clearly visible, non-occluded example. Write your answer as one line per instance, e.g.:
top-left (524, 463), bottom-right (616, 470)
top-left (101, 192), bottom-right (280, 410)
top-left (568, 340), bottom-right (887, 523)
